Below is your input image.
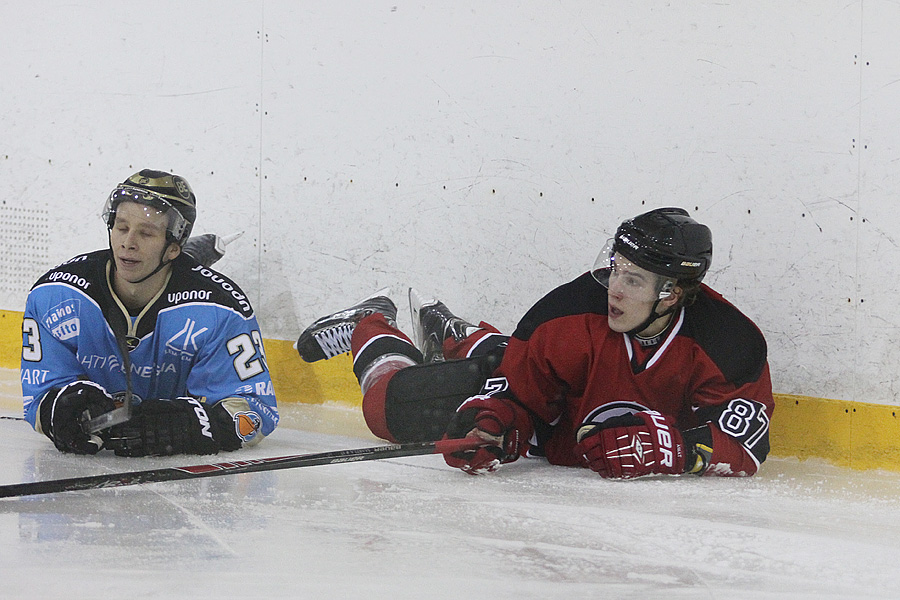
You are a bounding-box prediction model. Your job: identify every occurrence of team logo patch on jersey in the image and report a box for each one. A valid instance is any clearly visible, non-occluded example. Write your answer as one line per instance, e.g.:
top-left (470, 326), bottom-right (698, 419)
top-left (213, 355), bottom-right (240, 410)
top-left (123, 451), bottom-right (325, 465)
top-left (582, 401), bottom-right (649, 427)
top-left (43, 299), bottom-right (81, 341)
top-left (234, 411), bottom-right (262, 442)
top-left (165, 318), bottom-right (208, 360)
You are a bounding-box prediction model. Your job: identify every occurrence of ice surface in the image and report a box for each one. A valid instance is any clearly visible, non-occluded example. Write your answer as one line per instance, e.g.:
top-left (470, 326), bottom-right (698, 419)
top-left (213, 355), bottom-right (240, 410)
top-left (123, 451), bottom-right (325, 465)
top-left (1, 402), bottom-right (900, 600)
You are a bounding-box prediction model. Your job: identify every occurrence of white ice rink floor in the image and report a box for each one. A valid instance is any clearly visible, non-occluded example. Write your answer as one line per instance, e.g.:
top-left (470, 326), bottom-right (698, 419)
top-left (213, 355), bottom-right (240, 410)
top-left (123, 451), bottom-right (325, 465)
top-left (1, 396), bottom-right (900, 599)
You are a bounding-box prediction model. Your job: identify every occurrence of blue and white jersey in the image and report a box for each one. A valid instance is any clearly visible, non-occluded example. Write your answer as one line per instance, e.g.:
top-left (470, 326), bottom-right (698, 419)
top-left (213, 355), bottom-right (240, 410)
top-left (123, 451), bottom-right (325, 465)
top-left (21, 250), bottom-right (278, 445)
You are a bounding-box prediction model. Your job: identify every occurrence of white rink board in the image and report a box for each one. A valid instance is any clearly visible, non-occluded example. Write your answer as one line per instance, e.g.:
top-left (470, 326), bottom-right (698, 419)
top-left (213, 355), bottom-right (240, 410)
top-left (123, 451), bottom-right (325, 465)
top-left (2, 2), bottom-right (900, 405)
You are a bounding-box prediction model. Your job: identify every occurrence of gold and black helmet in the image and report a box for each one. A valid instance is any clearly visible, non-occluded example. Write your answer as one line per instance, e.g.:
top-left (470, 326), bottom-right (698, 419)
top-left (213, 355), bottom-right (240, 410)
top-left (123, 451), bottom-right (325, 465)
top-left (102, 169), bottom-right (197, 246)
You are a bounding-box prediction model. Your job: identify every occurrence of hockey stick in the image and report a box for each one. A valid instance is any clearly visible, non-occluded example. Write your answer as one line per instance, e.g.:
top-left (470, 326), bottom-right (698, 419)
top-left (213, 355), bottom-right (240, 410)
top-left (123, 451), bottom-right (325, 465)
top-left (0, 437), bottom-right (486, 499)
top-left (84, 330), bottom-right (133, 433)
top-left (84, 272), bottom-right (143, 434)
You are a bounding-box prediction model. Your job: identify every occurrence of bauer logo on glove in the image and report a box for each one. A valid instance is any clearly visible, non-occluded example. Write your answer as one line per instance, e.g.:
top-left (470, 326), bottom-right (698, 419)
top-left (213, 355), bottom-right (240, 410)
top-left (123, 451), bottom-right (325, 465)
top-left (575, 410), bottom-right (686, 479)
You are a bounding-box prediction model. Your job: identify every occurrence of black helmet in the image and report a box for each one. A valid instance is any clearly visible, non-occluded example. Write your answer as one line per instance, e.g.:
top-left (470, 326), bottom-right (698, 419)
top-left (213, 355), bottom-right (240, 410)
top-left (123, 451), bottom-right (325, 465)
top-left (102, 169), bottom-right (197, 246)
top-left (612, 207), bottom-right (712, 282)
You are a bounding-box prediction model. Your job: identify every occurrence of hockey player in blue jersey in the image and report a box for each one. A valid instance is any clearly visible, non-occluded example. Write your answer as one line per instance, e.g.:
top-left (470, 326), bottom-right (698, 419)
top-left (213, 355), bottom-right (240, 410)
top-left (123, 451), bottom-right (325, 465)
top-left (21, 169), bottom-right (279, 456)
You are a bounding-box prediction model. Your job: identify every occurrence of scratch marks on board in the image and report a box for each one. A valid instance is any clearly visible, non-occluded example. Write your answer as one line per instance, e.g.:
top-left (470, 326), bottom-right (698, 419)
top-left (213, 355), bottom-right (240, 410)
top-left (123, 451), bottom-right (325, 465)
top-left (859, 218), bottom-right (900, 250)
top-left (795, 196), bottom-right (861, 235)
top-left (98, 86), bottom-right (243, 98)
top-left (706, 190), bottom-right (753, 211)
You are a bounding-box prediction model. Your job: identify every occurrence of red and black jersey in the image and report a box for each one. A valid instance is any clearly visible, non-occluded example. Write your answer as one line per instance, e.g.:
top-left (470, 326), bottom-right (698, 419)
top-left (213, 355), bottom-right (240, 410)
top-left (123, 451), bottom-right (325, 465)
top-left (498, 272), bottom-right (773, 476)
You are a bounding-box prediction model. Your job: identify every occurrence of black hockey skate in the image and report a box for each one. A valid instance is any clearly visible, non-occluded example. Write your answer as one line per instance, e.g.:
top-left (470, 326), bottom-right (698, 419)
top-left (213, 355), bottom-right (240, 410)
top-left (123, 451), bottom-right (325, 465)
top-left (408, 288), bottom-right (477, 363)
top-left (296, 289), bottom-right (397, 362)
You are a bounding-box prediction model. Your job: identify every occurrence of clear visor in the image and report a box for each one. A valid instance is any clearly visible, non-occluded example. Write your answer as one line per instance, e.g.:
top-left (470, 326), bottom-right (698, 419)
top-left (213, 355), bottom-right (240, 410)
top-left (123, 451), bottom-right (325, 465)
top-left (102, 186), bottom-right (189, 242)
top-left (591, 239), bottom-right (675, 302)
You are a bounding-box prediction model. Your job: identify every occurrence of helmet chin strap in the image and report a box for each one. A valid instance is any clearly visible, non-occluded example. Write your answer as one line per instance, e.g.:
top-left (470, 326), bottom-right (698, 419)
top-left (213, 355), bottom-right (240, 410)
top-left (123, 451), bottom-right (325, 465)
top-left (129, 249), bottom-right (173, 284)
top-left (108, 237), bottom-right (175, 285)
top-left (626, 300), bottom-right (676, 336)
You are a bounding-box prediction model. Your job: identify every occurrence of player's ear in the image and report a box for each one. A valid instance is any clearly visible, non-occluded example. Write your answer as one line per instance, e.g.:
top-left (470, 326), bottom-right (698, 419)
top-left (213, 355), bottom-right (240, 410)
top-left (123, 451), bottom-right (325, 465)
top-left (165, 242), bottom-right (182, 262)
top-left (660, 285), bottom-right (682, 309)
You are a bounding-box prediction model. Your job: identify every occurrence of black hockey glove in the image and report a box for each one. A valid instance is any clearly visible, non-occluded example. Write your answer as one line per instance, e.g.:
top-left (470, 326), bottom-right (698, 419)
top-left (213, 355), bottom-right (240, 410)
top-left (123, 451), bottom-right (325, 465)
top-left (40, 381), bottom-right (117, 454)
top-left (182, 233), bottom-right (226, 267)
top-left (182, 232), bottom-right (241, 267)
top-left (106, 397), bottom-right (232, 457)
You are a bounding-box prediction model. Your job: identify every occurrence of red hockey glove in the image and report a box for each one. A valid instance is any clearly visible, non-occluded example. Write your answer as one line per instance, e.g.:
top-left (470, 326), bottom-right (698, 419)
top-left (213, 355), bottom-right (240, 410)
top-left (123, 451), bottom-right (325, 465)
top-left (575, 411), bottom-right (686, 479)
top-left (443, 396), bottom-right (524, 475)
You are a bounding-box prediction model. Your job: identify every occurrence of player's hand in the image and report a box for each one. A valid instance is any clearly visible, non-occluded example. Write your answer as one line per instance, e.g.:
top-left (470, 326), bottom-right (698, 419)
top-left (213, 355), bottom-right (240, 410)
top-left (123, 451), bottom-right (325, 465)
top-left (106, 397), bottom-right (222, 457)
top-left (443, 395), bottom-right (523, 474)
top-left (41, 381), bottom-right (116, 454)
top-left (575, 411), bottom-right (686, 479)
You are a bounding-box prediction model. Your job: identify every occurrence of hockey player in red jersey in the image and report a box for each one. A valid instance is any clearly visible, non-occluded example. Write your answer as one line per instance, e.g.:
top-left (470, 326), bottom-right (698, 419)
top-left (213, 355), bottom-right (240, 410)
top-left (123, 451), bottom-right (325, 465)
top-left (296, 207), bottom-right (773, 478)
